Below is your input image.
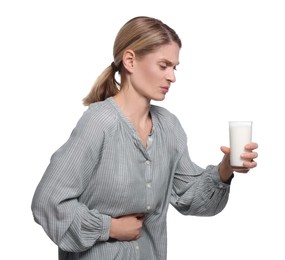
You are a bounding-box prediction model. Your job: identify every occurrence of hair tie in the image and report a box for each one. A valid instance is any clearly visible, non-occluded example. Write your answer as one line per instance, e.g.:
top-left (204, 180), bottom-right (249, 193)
top-left (111, 61), bottom-right (118, 71)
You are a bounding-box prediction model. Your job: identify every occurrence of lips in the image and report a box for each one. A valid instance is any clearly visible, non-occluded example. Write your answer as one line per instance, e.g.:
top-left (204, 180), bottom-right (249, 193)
top-left (160, 86), bottom-right (169, 94)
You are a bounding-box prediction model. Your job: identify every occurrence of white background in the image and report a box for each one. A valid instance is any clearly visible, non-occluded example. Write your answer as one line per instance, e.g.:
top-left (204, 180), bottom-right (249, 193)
top-left (1, 0), bottom-right (284, 259)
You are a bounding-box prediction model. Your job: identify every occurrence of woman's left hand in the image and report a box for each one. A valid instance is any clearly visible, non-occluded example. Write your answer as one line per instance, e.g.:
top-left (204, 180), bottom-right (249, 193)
top-left (219, 142), bottom-right (258, 182)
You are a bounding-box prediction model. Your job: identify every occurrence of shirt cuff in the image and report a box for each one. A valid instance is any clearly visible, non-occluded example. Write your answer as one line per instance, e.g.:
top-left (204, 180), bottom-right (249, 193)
top-left (209, 165), bottom-right (233, 187)
top-left (98, 214), bottom-right (112, 241)
top-left (224, 173), bottom-right (234, 185)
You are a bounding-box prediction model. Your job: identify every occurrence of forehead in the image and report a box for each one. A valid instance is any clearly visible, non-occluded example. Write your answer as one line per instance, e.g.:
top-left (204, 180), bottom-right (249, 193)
top-left (143, 42), bottom-right (180, 65)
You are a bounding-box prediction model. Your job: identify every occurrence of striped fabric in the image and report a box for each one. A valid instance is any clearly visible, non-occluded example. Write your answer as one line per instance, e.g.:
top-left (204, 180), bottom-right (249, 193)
top-left (31, 97), bottom-right (231, 260)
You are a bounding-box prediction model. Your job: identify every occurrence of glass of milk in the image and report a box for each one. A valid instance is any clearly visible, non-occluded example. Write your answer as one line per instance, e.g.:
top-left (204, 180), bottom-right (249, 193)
top-left (229, 121), bottom-right (252, 169)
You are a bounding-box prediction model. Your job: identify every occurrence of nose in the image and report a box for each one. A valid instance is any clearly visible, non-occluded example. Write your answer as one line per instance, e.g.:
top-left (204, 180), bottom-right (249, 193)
top-left (167, 69), bottom-right (176, 83)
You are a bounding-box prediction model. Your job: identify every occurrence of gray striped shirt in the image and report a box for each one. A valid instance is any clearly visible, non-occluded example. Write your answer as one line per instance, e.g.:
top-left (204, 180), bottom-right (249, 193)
top-left (31, 97), bottom-right (231, 260)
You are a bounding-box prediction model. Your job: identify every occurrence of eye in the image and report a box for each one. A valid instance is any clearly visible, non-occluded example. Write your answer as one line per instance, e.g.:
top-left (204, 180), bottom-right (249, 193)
top-left (159, 63), bottom-right (167, 70)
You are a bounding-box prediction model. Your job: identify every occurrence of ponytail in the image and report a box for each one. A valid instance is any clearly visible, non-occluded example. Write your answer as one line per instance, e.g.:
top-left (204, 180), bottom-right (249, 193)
top-left (82, 62), bottom-right (120, 106)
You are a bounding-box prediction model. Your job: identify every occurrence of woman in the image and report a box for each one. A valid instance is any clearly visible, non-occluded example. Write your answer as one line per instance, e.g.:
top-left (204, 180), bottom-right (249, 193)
top-left (31, 16), bottom-right (258, 260)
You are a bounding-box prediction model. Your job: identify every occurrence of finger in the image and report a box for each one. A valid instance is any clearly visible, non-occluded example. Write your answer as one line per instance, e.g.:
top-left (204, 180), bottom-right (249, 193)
top-left (241, 152), bottom-right (258, 160)
top-left (243, 160), bottom-right (257, 169)
top-left (245, 142), bottom-right (258, 150)
top-left (233, 162), bottom-right (257, 173)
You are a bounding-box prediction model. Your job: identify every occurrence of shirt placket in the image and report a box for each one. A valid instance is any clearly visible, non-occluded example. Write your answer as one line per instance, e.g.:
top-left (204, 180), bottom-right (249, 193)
top-left (145, 134), bottom-right (153, 213)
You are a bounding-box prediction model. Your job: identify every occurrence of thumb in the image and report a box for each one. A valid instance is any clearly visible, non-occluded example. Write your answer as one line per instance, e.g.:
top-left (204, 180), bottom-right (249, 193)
top-left (220, 146), bottom-right (230, 155)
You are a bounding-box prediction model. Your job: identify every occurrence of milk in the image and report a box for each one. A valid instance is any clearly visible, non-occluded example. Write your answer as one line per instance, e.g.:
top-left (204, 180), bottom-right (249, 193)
top-left (229, 121), bottom-right (252, 168)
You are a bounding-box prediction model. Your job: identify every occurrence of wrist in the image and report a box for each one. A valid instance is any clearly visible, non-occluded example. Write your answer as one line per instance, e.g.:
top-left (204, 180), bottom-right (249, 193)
top-left (110, 218), bottom-right (121, 240)
top-left (218, 162), bottom-right (234, 183)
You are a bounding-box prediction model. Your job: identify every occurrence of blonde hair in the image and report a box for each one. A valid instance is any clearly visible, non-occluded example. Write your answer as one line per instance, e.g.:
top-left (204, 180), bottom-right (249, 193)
top-left (82, 16), bottom-right (182, 106)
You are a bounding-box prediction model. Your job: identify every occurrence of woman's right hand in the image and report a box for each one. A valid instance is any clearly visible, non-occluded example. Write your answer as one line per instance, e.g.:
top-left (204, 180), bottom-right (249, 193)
top-left (109, 213), bottom-right (144, 241)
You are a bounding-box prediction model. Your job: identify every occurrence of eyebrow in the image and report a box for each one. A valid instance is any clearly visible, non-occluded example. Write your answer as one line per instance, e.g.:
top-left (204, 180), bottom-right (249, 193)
top-left (159, 59), bottom-right (180, 67)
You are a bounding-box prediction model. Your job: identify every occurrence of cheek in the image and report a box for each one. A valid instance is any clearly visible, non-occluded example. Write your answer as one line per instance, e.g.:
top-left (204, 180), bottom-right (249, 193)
top-left (140, 65), bottom-right (159, 83)
top-left (133, 61), bottom-right (161, 89)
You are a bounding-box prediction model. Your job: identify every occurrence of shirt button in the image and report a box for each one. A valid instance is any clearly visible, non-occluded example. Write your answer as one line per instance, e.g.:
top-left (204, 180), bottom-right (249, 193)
top-left (146, 183), bottom-right (151, 188)
top-left (145, 160), bottom-right (150, 165)
top-left (135, 245), bottom-right (139, 250)
top-left (146, 205), bottom-right (151, 211)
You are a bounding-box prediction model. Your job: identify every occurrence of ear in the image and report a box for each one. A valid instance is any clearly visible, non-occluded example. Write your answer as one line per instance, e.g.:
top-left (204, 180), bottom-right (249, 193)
top-left (122, 49), bottom-right (136, 73)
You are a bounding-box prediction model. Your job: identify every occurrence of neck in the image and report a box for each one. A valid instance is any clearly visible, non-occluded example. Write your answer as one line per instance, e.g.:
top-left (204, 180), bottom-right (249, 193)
top-left (113, 88), bottom-right (153, 148)
top-left (113, 89), bottom-right (151, 127)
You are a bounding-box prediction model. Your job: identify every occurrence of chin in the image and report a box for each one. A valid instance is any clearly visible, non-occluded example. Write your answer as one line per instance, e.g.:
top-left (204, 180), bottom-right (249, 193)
top-left (151, 94), bottom-right (166, 101)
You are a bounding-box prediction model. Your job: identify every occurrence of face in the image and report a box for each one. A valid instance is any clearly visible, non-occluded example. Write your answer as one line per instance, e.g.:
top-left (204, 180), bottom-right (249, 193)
top-left (129, 42), bottom-right (180, 101)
